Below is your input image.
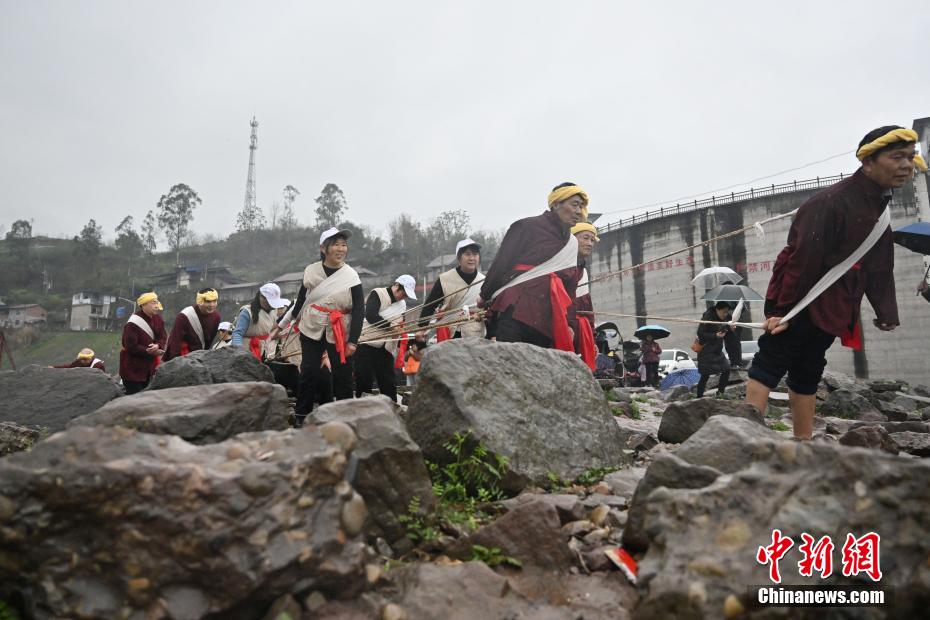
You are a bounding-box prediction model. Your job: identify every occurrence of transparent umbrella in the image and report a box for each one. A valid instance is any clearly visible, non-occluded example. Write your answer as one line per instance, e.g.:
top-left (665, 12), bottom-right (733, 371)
top-left (691, 266), bottom-right (743, 289)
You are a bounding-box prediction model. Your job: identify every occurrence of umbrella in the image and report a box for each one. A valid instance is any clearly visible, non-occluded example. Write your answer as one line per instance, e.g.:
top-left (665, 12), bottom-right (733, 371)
top-left (660, 368), bottom-right (701, 390)
top-left (691, 266), bottom-right (743, 288)
top-left (634, 324), bottom-right (670, 340)
top-left (893, 222), bottom-right (930, 255)
top-left (701, 284), bottom-right (764, 304)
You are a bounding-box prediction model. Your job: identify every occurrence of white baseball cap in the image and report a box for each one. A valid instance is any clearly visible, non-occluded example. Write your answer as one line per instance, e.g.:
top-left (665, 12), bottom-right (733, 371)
top-left (259, 282), bottom-right (289, 309)
top-left (218, 321), bottom-right (232, 332)
top-left (395, 274), bottom-right (417, 300)
top-left (319, 227), bottom-right (353, 246)
top-left (455, 238), bottom-right (482, 256)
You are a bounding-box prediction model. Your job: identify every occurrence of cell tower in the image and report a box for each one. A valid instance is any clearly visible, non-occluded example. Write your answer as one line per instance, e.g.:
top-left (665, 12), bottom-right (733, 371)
top-left (243, 116), bottom-right (258, 214)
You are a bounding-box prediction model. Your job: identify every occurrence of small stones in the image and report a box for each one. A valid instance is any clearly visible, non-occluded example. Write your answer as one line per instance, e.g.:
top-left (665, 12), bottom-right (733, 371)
top-left (723, 594), bottom-right (745, 618)
top-left (341, 491), bottom-right (367, 537)
top-left (319, 421), bottom-right (358, 453)
top-left (589, 504), bottom-right (610, 527)
top-left (382, 603), bottom-right (407, 620)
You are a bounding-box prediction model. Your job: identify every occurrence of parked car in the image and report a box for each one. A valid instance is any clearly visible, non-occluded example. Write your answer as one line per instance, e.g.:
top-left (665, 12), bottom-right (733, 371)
top-left (658, 349), bottom-right (696, 376)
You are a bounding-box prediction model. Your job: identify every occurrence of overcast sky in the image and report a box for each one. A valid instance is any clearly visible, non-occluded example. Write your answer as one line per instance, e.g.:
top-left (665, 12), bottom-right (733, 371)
top-left (2, 1), bottom-right (928, 243)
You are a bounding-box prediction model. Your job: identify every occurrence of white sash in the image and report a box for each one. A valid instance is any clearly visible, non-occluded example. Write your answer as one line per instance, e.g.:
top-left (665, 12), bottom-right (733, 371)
top-left (180, 306), bottom-right (205, 349)
top-left (91, 358), bottom-right (103, 368)
top-left (490, 235), bottom-right (579, 301)
top-left (460, 271), bottom-right (484, 308)
top-left (380, 299), bottom-right (407, 322)
top-left (576, 268), bottom-right (590, 298)
top-left (127, 313), bottom-right (155, 340)
top-left (307, 265), bottom-right (361, 306)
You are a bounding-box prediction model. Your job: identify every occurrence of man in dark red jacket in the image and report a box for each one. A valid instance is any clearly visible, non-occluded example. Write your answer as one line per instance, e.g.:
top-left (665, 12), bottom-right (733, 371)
top-left (53, 348), bottom-right (106, 372)
top-left (479, 182), bottom-right (587, 350)
top-left (162, 288), bottom-right (222, 361)
top-left (747, 125), bottom-right (925, 439)
top-left (119, 292), bottom-right (167, 394)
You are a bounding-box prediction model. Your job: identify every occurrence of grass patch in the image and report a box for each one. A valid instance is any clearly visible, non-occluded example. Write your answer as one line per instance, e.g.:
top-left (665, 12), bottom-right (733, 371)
top-left (628, 402), bottom-right (641, 419)
top-left (9, 330), bottom-right (122, 368)
top-left (470, 544), bottom-right (522, 568)
top-left (771, 421), bottom-right (791, 432)
top-left (633, 395), bottom-right (650, 403)
top-left (574, 465), bottom-right (620, 487)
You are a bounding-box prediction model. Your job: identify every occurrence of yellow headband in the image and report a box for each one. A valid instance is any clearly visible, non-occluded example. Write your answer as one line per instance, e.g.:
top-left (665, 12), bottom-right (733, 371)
top-left (548, 185), bottom-right (589, 220)
top-left (856, 128), bottom-right (928, 172)
top-left (571, 221), bottom-right (600, 242)
top-left (137, 292), bottom-right (158, 306)
top-left (196, 289), bottom-right (218, 305)
top-left (76, 348), bottom-right (94, 359)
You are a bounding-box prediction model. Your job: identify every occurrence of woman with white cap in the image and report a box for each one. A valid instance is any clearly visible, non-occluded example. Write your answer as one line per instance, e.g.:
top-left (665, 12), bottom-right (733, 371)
top-left (418, 238), bottom-right (486, 340)
top-left (231, 283), bottom-right (289, 359)
top-left (211, 321), bottom-right (234, 350)
top-left (355, 274), bottom-right (417, 401)
top-left (274, 227), bottom-right (364, 426)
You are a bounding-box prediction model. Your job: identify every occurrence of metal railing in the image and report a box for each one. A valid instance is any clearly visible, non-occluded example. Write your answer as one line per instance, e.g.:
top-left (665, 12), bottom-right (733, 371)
top-left (597, 174), bottom-right (847, 234)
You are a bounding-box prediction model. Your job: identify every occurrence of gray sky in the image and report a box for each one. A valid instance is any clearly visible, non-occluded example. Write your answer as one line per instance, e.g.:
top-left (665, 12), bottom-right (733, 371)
top-left (2, 0), bottom-right (928, 243)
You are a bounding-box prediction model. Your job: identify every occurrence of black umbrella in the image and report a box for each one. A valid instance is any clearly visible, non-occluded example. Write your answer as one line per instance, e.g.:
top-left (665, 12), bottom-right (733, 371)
top-left (893, 222), bottom-right (930, 255)
top-left (701, 284), bottom-right (764, 304)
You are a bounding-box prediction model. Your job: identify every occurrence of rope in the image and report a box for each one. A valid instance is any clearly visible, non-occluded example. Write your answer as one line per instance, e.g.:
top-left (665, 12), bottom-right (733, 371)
top-left (579, 310), bottom-right (764, 330)
top-left (588, 209), bottom-right (797, 285)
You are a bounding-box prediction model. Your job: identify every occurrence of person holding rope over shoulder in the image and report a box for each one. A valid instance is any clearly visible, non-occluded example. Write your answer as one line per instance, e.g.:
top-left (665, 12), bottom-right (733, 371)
top-left (478, 182), bottom-right (586, 349)
top-left (571, 221), bottom-right (599, 370)
top-left (419, 238), bottom-right (486, 340)
top-left (356, 274), bottom-right (417, 401)
top-left (231, 283), bottom-right (289, 359)
top-left (746, 125), bottom-right (927, 439)
top-left (162, 288), bottom-right (222, 361)
top-left (274, 227), bottom-right (364, 426)
top-left (119, 292), bottom-right (167, 394)
top-left (212, 321), bottom-right (233, 350)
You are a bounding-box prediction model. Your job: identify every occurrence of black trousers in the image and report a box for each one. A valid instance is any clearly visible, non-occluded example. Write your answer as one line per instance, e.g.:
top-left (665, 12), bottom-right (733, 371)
top-left (355, 344), bottom-right (397, 402)
top-left (295, 334), bottom-right (353, 421)
top-left (696, 368), bottom-right (730, 397)
top-left (123, 379), bottom-right (150, 395)
top-left (644, 362), bottom-right (660, 387)
top-left (495, 307), bottom-right (552, 348)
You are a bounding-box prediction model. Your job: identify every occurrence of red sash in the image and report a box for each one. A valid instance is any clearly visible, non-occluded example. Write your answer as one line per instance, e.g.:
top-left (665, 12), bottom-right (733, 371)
top-left (248, 335), bottom-right (268, 360)
top-left (180, 342), bottom-right (190, 357)
top-left (395, 333), bottom-right (409, 369)
top-left (436, 326), bottom-right (452, 342)
top-left (513, 264), bottom-right (574, 352)
top-left (312, 304), bottom-right (348, 363)
top-left (578, 318), bottom-right (596, 370)
top-left (839, 263), bottom-right (864, 351)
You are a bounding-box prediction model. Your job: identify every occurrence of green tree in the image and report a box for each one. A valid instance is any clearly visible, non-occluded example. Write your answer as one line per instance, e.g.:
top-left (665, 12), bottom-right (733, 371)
top-left (141, 210), bottom-right (157, 254)
top-left (314, 183), bottom-right (347, 230)
top-left (6, 219), bottom-right (32, 241)
top-left (76, 218), bottom-right (103, 256)
top-left (235, 203), bottom-right (266, 233)
top-left (156, 183), bottom-right (201, 265)
top-left (115, 215), bottom-right (144, 276)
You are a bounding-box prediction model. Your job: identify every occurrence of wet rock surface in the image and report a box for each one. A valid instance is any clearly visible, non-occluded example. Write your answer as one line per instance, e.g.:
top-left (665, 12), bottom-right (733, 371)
top-left (69, 381), bottom-right (289, 443)
top-left (657, 397), bottom-right (765, 444)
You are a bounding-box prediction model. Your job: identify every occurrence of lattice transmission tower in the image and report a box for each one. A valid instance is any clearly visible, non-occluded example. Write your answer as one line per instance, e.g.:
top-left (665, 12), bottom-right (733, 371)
top-left (243, 116), bottom-right (258, 214)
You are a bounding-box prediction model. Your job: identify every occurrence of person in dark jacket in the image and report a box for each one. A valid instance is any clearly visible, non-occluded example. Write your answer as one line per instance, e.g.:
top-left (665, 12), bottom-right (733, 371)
top-left (119, 292), bottom-right (167, 394)
top-left (53, 348), bottom-right (106, 372)
top-left (695, 302), bottom-right (739, 398)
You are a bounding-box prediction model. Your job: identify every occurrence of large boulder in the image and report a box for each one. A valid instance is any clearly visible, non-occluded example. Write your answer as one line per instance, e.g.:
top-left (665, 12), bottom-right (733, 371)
top-left (308, 396), bottom-right (436, 552)
top-left (889, 431), bottom-right (930, 457)
top-left (0, 422), bottom-right (40, 457)
top-left (0, 425), bottom-right (369, 620)
top-left (839, 425), bottom-right (899, 455)
top-left (820, 388), bottom-right (885, 421)
top-left (69, 381), bottom-right (289, 444)
top-left (406, 339), bottom-right (628, 493)
top-left (0, 365), bottom-right (122, 433)
top-left (148, 347), bottom-right (274, 390)
top-left (633, 437), bottom-right (930, 619)
top-left (657, 397), bottom-right (766, 444)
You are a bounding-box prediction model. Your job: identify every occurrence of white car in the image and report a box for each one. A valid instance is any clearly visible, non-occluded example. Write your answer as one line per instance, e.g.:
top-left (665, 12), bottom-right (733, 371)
top-left (740, 340), bottom-right (760, 368)
top-left (658, 349), bottom-right (696, 375)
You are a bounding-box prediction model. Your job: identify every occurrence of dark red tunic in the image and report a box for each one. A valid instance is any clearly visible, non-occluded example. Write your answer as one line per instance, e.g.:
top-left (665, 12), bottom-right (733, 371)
top-left (162, 307), bottom-right (222, 361)
top-left (480, 210), bottom-right (578, 339)
top-left (118, 311), bottom-right (167, 382)
top-left (766, 169), bottom-right (898, 338)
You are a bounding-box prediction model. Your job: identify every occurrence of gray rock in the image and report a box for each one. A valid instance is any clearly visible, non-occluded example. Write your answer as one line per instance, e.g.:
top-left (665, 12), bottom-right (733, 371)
top-left (674, 415), bottom-right (782, 474)
top-left (0, 365), bottom-right (122, 433)
top-left (838, 425), bottom-right (899, 454)
top-left (656, 397), bottom-right (766, 444)
top-left (607, 388), bottom-right (633, 404)
top-left (914, 384), bottom-right (930, 398)
top-left (891, 395), bottom-right (919, 412)
top-left (406, 339), bottom-right (628, 494)
top-left (895, 392), bottom-right (930, 410)
top-left (615, 417), bottom-right (660, 453)
top-left (446, 500), bottom-right (575, 569)
top-left (657, 385), bottom-right (691, 402)
top-left (602, 467), bottom-right (647, 499)
top-left (148, 347), bottom-right (274, 390)
top-left (0, 425), bottom-right (369, 619)
top-left (868, 379), bottom-right (906, 392)
top-left (0, 421), bottom-right (41, 457)
top-left (820, 388), bottom-right (886, 421)
top-left (848, 420), bottom-right (930, 434)
top-left (820, 369), bottom-right (861, 392)
top-left (308, 395), bottom-right (436, 551)
top-left (634, 436), bottom-right (930, 619)
top-left (889, 431), bottom-right (930, 457)
top-left (496, 493), bottom-right (586, 524)
top-left (622, 453), bottom-right (722, 552)
top-left (69, 382), bottom-right (289, 443)
top-left (876, 400), bottom-right (911, 421)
